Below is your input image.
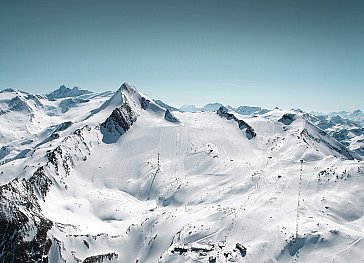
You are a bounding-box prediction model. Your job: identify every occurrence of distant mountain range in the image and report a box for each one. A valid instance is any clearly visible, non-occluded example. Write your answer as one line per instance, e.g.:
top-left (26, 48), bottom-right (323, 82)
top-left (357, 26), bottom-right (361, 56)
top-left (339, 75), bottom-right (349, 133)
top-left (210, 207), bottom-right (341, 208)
top-left (155, 99), bottom-right (364, 157)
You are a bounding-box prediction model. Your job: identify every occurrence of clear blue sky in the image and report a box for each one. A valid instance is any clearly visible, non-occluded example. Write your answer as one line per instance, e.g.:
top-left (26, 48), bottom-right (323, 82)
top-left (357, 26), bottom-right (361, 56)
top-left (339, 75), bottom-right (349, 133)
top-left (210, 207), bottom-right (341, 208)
top-left (0, 0), bottom-right (363, 112)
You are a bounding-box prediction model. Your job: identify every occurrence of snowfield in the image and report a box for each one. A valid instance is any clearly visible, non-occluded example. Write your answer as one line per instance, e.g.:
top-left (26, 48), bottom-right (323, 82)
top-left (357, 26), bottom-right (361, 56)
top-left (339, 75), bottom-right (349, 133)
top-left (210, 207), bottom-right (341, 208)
top-left (0, 83), bottom-right (363, 263)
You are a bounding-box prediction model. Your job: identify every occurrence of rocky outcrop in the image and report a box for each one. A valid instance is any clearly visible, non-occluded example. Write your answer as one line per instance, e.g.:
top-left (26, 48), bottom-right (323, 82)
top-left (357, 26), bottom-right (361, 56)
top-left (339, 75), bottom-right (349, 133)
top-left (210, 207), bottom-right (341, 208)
top-left (0, 178), bottom-right (53, 262)
top-left (29, 166), bottom-right (53, 200)
top-left (140, 97), bottom-right (163, 112)
top-left (0, 124), bottom-right (98, 262)
top-left (103, 105), bottom-right (136, 133)
top-left (83, 252), bottom-right (118, 263)
top-left (278, 113), bottom-right (296, 125)
top-left (217, 106), bottom-right (256, 139)
top-left (54, 121), bottom-right (73, 133)
top-left (237, 120), bottom-right (256, 140)
top-left (217, 106), bottom-right (235, 120)
top-left (100, 103), bottom-right (137, 143)
top-left (164, 109), bottom-right (180, 123)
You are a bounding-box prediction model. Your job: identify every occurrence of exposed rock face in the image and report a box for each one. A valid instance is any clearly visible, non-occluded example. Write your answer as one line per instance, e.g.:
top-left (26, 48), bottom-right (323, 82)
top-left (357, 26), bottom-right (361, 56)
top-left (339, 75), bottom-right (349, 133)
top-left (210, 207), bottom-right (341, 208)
top-left (237, 120), bottom-right (256, 140)
top-left (100, 103), bottom-right (137, 143)
top-left (278, 113), bottom-right (296, 125)
top-left (140, 96), bottom-right (151, 110)
top-left (54, 121), bottom-right (73, 133)
top-left (217, 106), bottom-right (235, 120)
top-left (0, 178), bottom-right (53, 263)
top-left (82, 252), bottom-right (119, 263)
top-left (217, 106), bottom-right (256, 139)
top-left (1, 124), bottom-right (97, 263)
top-left (104, 105), bottom-right (136, 133)
top-left (29, 166), bottom-right (53, 200)
top-left (164, 109), bottom-right (180, 123)
top-left (140, 97), bottom-right (164, 112)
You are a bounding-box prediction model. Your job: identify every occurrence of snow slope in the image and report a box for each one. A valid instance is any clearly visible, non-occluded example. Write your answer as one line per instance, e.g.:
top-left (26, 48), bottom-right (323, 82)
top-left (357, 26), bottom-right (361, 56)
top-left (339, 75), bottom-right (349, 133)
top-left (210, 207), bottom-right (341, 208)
top-left (0, 83), bottom-right (363, 263)
top-left (0, 87), bottom-right (112, 166)
top-left (307, 113), bottom-right (364, 157)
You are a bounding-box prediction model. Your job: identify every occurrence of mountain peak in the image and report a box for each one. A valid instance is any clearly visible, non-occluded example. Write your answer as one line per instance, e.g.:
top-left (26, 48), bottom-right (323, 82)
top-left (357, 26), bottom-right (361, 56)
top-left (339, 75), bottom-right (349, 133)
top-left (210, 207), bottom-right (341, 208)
top-left (202, 102), bottom-right (224, 112)
top-left (46, 85), bottom-right (92, 100)
top-left (113, 82), bottom-right (142, 103)
top-left (352, 109), bottom-right (363, 116)
top-left (0, 88), bottom-right (17, 93)
top-left (179, 104), bottom-right (200, 112)
top-left (234, 105), bottom-right (263, 115)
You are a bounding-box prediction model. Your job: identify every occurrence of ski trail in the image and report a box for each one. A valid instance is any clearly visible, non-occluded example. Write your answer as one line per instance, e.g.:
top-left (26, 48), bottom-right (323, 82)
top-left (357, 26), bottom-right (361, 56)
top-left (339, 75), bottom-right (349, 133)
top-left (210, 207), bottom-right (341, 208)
top-left (214, 125), bottom-right (230, 163)
top-left (116, 127), bottom-right (165, 188)
top-left (147, 153), bottom-right (160, 200)
top-left (295, 164), bottom-right (303, 238)
top-left (180, 125), bottom-right (188, 184)
top-left (175, 125), bottom-right (182, 182)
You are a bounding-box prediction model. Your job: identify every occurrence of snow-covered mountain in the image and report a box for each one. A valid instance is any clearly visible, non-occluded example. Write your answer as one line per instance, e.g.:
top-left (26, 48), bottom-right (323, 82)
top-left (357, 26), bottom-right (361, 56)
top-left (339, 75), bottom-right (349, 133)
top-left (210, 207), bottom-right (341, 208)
top-left (179, 104), bottom-right (201, 112)
top-left (0, 83), bottom-right (363, 263)
top-left (327, 110), bottom-right (364, 126)
top-left (201, 103), bottom-right (224, 112)
top-left (176, 102), bottom-right (364, 157)
top-left (233, 105), bottom-right (269, 116)
top-left (46, 85), bottom-right (93, 100)
top-left (306, 112), bottom-right (364, 157)
top-left (179, 103), bottom-right (270, 116)
top-left (179, 103), bottom-right (224, 112)
top-left (0, 86), bottom-right (112, 166)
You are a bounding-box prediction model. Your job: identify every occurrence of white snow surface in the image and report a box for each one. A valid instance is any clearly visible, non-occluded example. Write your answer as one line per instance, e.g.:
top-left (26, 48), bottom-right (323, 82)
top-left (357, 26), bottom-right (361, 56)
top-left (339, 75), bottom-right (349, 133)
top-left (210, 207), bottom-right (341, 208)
top-left (1, 83), bottom-right (364, 263)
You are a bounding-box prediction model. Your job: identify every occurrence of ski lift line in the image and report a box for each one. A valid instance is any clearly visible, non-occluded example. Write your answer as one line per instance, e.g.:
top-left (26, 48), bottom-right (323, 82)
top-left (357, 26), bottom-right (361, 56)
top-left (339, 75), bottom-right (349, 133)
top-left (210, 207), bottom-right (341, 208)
top-left (295, 160), bottom-right (304, 238)
top-left (117, 146), bottom-right (162, 188)
top-left (257, 121), bottom-right (266, 154)
top-left (180, 126), bottom-right (188, 184)
top-left (172, 128), bottom-right (180, 183)
top-left (147, 153), bottom-right (161, 200)
top-left (214, 127), bottom-right (230, 162)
